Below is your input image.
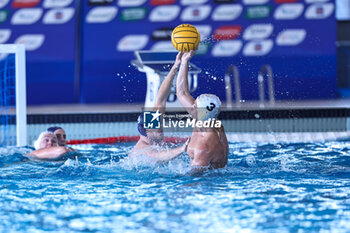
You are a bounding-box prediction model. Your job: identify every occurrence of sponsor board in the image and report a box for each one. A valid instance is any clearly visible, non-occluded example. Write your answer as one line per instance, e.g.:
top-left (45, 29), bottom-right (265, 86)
top-left (43, 0), bottom-right (73, 8)
top-left (275, 0), bottom-right (299, 3)
top-left (43, 8), bottom-right (74, 24)
top-left (151, 0), bottom-right (176, 5)
top-left (212, 40), bottom-right (242, 57)
top-left (88, 0), bottom-right (114, 6)
top-left (212, 4), bottom-right (242, 21)
top-left (305, 0), bottom-right (329, 3)
top-left (245, 6), bottom-right (271, 19)
top-left (213, 25), bottom-right (242, 40)
top-left (118, 0), bottom-right (146, 7)
top-left (194, 24), bottom-right (212, 41)
top-left (11, 8), bottom-right (43, 25)
top-left (120, 7), bottom-right (147, 21)
top-left (0, 0), bottom-right (10, 8)
top-left (274, 3), bottom-right (304, 20)
top-left (243, 0), bottom-right (269, 5)
top-left (0, 10), bottom-right (9, 23)
top-left (149, 5), bottom-right (180, 22)
top-left (243, 39), bottom-right (273, 56)
top-left (117, 34), bottom-right (148, 51)
top-left (151, 41), bottom-right (176, 51)
top-left (15, 34), bottom-right (45, 51)
top-left (152, 27), bottom-right (173, 41)
top-left (12, 0), bottom-right (41, 8)
top-left (181, 4), bottom-right (212, 21)
top-left (276, 29), bottom-right (306, 45)
top-left (305, 3), bottom-right (334, 19)
top-left (0, 29), bottom-right (11, 43)
top-left (180, 0), bottom-right (208, 5)
top-left (214, 0), bottom-right (236, 3)
top-left (86, 6), bottom-right (117, 23)
top-left (243, 24), bottom-right (273, 40)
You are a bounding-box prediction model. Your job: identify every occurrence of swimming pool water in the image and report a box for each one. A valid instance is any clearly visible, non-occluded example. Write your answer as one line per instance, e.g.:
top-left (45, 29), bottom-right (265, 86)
top-left (1, 140), bottom-right (350, 232)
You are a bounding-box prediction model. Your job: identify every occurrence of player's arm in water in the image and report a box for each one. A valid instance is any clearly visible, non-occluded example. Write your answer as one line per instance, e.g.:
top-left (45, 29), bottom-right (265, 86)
top-left (130, 138), bottom-right (190, 163)
top-left (176, 50), bottom-right (197, 117)
top-left (153, 52), bottom-right (183, 113)
top-left (29, 146), bottom-right (71, 160)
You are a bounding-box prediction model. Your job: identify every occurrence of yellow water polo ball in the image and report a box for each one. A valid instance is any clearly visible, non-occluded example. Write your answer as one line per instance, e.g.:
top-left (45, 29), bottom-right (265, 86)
top-left (171, 24), bottom-right (200, 52)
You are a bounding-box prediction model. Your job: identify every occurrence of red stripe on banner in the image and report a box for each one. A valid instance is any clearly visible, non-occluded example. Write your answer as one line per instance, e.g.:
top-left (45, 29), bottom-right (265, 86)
top-left (67, 136), bottom-right (188, 145)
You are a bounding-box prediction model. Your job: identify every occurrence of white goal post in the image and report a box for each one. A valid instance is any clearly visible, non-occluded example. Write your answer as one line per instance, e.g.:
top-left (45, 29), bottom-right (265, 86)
top-left (0, 44), bottom-right (27, 146)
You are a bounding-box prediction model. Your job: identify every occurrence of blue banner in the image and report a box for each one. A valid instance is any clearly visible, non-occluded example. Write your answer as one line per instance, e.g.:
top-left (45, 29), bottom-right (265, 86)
top-left (80, 0), bottom-right (336, 103)
top-left (1, 0), bottom-right (337, 104)
top-left (0, 0), bottom-right (77, 104)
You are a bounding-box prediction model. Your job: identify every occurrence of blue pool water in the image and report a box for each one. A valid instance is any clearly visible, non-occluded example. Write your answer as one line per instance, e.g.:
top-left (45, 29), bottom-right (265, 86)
top-left (1, 140), bottom-right (350, 232)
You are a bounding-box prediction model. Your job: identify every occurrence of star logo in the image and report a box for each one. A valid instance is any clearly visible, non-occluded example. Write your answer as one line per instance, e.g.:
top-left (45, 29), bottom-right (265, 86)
top-left (143, 110), bottom-right (162, 129)
top-left (151, 110), bottom-right (162, 122)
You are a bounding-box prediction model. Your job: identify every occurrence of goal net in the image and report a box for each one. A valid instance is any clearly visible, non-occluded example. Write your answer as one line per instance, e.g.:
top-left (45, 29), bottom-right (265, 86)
top-left (0, 44), bottom-right (27, 146)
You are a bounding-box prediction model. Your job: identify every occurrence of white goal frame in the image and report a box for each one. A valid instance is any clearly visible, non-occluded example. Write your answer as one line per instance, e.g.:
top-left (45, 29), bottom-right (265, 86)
top-left (0, 44), bottom-right (27, 146)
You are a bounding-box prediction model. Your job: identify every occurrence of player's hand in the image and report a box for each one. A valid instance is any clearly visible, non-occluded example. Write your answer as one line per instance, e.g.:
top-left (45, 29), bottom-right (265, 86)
top-left (175, 52), bottom-right (183, 66)
top-left (181, 50), bottom-right (196, 63)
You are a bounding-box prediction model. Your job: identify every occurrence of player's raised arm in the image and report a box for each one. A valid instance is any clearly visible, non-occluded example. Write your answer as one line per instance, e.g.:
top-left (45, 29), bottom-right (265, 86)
top-left (153, 52), bottom-right (183, 113)
top-left (176, 50), bottom-right (196, 117)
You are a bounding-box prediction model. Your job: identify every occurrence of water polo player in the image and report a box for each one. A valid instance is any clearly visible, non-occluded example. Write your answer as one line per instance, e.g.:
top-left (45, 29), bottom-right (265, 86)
top-left (176, 50), bottom-right (229, 169)
top-left (130, 52), bottom-right (190, 162)
top-left (29, 131), bottom-right (71, 160)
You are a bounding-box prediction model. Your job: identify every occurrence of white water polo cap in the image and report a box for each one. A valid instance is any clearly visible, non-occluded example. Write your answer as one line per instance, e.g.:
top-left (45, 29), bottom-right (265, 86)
top-left (195, 94), bottom-right (222, 121)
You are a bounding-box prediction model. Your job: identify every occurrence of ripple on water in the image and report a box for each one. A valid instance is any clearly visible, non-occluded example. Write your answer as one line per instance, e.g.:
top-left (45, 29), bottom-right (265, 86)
top-left (1, 141), bottom-right (350, 232)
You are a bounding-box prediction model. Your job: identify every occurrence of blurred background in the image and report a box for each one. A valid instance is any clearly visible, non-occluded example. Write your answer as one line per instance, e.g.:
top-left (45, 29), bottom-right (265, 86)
top-left (0, 0), bottom-right (348, 106)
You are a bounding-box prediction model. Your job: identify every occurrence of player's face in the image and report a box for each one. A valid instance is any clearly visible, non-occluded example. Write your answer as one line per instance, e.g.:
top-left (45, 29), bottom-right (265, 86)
top-left (40, 134), bottom-right (58, 149)
top-left (54, 128), bottom-right (67, 146)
